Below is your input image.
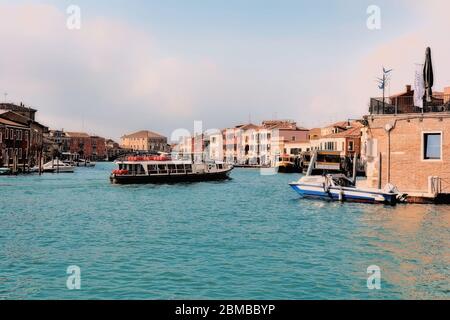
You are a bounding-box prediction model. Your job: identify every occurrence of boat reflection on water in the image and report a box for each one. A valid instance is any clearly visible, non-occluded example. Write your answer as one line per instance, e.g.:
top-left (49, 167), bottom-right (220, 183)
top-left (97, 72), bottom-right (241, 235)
top-left (358, 204), bottom-right (450, 299)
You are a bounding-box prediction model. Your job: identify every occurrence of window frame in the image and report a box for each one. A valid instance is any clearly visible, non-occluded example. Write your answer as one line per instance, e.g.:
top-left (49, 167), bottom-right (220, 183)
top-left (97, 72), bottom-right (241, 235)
top-left (348, 140), bottom-right (354, 152)
top-left (422, 131), bottom-right (443, 162)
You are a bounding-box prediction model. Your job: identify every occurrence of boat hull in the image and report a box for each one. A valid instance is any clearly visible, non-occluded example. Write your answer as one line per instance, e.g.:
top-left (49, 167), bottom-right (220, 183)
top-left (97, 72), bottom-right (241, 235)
top-left (110, 170), bottom-right (232, 184)
top-left (276, 164), bottom-right (300, 173)
top-left (43, 167), bottom-right (75, 173)
top-left (289, 183), bottom-right (397, 205)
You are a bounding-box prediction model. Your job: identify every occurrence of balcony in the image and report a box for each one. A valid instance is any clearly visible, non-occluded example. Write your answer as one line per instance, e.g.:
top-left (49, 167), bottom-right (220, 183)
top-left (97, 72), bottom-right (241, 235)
top-left (369, 94), bottom-right (450, 115)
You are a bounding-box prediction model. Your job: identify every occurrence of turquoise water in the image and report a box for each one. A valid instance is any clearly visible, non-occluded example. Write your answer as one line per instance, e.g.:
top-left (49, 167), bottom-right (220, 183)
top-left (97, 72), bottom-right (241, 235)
top-left (0, 163), bottom-right (449, 300)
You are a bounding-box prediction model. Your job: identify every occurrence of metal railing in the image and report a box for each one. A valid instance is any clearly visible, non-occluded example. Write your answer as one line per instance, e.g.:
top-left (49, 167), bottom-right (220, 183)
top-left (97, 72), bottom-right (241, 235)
top-left (369, 94), bottom-right (450, 115)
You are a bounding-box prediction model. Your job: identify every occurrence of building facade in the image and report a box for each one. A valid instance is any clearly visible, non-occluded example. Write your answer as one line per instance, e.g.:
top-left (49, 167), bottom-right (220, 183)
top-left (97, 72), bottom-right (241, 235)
top-left (362, 113), bottom-right (450, 202)
top-left (0, 118), bottom-right (31, 171)
top-left (106, 139), bottom-right (131, 161)
top-left (178, 120), bottom-right (310, 166)
top-left (318, 123), bottom-right (363, 158)
top-left (65, 132), bottom-right (107, 160)
top-left (0, 103), bottom-right (47, 169)
top-left (121, 130), bottom-right (168, 152)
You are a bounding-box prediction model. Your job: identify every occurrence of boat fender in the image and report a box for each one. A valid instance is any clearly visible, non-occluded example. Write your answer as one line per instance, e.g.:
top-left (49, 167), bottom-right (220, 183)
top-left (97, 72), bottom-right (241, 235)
top-left (338, 188), bottom-right (344, 202)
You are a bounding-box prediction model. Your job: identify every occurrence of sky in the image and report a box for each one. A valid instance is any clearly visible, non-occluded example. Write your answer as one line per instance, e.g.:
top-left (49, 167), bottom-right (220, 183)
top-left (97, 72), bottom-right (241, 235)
top-left (0, 0), bottom-right (449, 141)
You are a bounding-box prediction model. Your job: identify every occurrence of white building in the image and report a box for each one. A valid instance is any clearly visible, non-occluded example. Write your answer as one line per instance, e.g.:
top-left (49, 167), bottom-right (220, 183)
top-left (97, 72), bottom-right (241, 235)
top-left (176, 120), bottom-right (310, 166)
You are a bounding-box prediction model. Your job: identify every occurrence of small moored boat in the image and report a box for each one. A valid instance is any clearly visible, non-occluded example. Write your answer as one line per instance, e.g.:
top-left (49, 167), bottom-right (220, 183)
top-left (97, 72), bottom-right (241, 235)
top-left (275, 155), bottom-right (300, 173)
top-left (0, 167), bottom-right (11, 175)
top-left (110, 155), bottom-right (233, 184)
top-left (76, 159), bottom-right (96, 167)
top-left (289, 151), bottom-right (400, 205)
top-left (41, 160), bottom-right (75, 173)
top-left (289, 174), bottom-right (398, 205)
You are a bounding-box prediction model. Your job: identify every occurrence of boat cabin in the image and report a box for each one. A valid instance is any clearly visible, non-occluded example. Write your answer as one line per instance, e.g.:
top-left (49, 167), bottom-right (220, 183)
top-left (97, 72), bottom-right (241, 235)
top-left (302, 151), bottom-right (342, 172)
top-left (117, 161), bottom-right (226, 176)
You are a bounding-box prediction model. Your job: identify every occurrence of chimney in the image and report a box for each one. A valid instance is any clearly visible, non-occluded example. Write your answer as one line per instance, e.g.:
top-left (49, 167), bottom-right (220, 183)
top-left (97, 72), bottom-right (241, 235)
top-left (406, 85), bottom-right (412, 92)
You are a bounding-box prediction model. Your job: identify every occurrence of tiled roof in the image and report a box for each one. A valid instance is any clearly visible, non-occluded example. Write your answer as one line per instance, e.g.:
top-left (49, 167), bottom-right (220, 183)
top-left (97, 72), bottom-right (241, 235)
top-left (322, 126), bottom-right (362, 139)
top-left (325, 121), bottom-right (352, 129)
top-left (0, 117), bottom-right (28, 128)
top-left (65, 132), bottom-right (90, 138)
top-left (122, 130), bottom-right (166, 139)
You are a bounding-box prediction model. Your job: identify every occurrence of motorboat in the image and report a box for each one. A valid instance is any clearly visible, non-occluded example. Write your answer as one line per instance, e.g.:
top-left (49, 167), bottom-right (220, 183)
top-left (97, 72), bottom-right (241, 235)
top-left (76, 159), bottom-right (96, 167)
top-left (289, 151), bottom-right (400, 205)
top-left (289, 174), bottom-right (398, 205)
top-left (42, 160), bottom-right (75, 173)
top-left (110, 155), bottom-right (233, 184)
top-left (0, 167), bottom-right (11, 175)
top-left (275, 155), bottom-right (300, 173)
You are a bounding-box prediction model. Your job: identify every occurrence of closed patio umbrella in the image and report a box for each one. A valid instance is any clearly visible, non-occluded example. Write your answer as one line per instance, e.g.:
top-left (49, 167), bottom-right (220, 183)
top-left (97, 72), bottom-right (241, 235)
top-left (423, 47), bottom-right (434, 103)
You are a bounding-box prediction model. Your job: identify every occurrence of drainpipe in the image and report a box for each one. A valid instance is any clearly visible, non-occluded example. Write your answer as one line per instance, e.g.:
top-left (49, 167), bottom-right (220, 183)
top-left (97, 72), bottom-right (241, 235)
top-left (378, 152), bottom-right (382, 189)
top-left (387, 130), bottom-right (391, 184)
top-left (384, 123), bottom-right (394, 185)
top-left (352, 153), bottom-right (358, 185)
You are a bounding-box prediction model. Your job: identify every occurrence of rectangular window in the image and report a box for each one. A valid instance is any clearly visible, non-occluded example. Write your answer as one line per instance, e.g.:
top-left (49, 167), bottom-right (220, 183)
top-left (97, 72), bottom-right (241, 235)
top-left (5, 129), bottom-right (8, 139)
top-left (19, 148), bottom-right (22, 159)
top-left (348, 141), bottom-right (354, 151)
top-left (423, 133), bottom-right (441, 160)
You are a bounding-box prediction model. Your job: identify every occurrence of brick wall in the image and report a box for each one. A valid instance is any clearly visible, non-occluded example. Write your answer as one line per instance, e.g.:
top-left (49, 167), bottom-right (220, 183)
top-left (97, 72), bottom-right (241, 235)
top-left (363, 114), bottom-right (450, 194)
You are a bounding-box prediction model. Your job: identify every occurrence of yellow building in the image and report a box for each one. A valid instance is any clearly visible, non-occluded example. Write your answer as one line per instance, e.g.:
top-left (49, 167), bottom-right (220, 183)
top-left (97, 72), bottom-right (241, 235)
top-left (120, 130), bottom-right (168, 152)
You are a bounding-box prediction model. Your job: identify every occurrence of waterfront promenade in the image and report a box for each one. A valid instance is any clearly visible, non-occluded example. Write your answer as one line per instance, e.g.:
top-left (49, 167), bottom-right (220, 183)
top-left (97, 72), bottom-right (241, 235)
top-left (1, 163), bottom-right (448, 299)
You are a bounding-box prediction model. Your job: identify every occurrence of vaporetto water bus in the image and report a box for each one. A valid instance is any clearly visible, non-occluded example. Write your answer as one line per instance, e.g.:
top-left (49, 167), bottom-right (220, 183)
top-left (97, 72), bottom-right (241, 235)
top-left (110, 155), bottom-right (234, 184)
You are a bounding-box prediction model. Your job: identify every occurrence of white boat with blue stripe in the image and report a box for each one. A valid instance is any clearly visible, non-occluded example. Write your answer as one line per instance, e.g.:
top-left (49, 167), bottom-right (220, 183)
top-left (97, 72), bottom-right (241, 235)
top-left (289, 151), bottom-right (399, 205)
top-left (289, 174), bottom-right (398, 205)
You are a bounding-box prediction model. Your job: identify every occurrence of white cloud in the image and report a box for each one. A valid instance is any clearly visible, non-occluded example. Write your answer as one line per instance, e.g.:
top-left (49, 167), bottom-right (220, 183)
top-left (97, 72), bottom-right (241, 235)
top-left (0, 4), bottom-right (223, 139)
top-left (0, 2), bottom-right (449, 140)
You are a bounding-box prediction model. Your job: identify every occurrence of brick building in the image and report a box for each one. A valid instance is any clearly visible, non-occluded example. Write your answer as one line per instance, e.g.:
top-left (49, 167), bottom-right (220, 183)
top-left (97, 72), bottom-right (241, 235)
top-left (65, 132), bottom-right (107, 161)
top-left (0, 118), bottom-right (30, 171)
top-left (0, 103), bottom-right (47, 170)
top-left (362, 113), bottom-right (450, 203)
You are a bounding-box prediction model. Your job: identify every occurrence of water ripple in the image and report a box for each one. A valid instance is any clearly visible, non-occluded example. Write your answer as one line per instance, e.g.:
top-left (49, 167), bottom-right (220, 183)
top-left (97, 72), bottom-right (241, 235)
top-left (0, 164), bottom-right (449, 299)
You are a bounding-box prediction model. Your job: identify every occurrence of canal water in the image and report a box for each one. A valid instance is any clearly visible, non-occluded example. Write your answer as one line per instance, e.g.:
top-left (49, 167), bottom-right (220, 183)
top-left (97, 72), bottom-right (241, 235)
top-left (0, 163), bottom-right (449, 299)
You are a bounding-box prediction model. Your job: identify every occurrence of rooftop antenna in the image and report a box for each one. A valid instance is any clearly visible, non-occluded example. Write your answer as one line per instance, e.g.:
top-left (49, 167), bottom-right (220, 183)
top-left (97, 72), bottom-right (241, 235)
top-left (4, 92), bottom-right (7, 102)
top-left (376, 67), bottom-right (393, 111)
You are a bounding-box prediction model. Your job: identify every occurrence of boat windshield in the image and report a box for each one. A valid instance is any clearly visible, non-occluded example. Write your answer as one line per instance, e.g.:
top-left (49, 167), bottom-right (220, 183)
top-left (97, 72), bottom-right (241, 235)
top-left (331, 175), bottom-right (354, 187)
